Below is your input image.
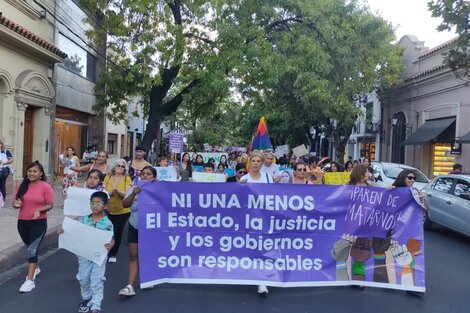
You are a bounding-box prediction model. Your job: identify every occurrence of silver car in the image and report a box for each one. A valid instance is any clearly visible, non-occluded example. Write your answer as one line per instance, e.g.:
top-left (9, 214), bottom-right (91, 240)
top-left (371, 161), bottom-right (430, 190)
top-left (423, 174), bottom-right (470, 237)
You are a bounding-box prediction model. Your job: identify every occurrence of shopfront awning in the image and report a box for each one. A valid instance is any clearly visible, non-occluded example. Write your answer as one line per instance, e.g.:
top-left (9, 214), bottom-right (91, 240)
top-left (457, 132), bottom-right (470, 143)
top-left (402, 117), bottom-right (456, 145)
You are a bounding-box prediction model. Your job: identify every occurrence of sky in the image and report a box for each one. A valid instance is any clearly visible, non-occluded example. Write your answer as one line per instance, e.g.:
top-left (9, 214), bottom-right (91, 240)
top-left (366, 0), bottom-right (457, 48)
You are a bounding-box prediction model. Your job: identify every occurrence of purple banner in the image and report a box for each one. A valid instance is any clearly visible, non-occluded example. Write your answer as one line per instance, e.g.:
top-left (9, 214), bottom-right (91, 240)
top-left (138, 182), bottom-right (425, 292)
top-left (168, 133), bottom-right (184, 153)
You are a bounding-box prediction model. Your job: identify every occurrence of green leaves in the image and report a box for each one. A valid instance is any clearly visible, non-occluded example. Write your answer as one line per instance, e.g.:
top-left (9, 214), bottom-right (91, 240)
top-left (81, 0), bottom-right (403, 153)
top-left (428, 0), bottom-right (470, 77)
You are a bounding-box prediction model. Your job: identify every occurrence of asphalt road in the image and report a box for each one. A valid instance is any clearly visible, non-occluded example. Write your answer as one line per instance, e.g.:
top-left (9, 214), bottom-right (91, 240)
top-left (0, 224), bottom-right (468, 313)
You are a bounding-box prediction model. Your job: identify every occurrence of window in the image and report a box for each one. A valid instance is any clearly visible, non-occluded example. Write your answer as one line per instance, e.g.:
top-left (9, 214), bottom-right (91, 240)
top-left (453, 179), bottom-right (470, 197)
top-left (58, 34), bottom-right (97, 82)
top-left (432, 177), bottom-right (454, 193)
top-left (107, 133), bottom-right (117, 154)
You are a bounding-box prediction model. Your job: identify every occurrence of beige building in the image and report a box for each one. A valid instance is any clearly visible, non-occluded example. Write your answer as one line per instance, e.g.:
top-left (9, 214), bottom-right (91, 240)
top-left (0, 1), bottom-right (66, 192)
top-left (382, 35), bottom-right (470, 178)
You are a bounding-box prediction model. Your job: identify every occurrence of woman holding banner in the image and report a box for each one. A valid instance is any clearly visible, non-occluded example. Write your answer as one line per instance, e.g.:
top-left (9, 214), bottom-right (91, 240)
top-left (240, 151), bottom-right (274, 295)
top-left (119, 166), bottom-right (157, 297)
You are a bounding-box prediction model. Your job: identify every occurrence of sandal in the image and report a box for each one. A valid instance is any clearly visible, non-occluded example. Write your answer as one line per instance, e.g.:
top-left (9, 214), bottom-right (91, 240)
top-left (118, 284), bottom-right (136, 296)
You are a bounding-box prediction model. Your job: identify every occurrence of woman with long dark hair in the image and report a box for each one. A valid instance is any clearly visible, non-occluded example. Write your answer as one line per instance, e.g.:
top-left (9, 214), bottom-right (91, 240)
top-left (119, 166), bottom-right (157, 297)
top-left (13, 161), bottom-right (54, 292)
top-left (178, 152), bottom-right (192, 182)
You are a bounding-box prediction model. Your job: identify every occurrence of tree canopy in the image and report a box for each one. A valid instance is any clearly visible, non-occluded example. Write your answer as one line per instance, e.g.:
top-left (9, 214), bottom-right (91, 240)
top-left (428, 0), bottom-right (470, 77)
top-left (81, 0), bottom-right (404, 159)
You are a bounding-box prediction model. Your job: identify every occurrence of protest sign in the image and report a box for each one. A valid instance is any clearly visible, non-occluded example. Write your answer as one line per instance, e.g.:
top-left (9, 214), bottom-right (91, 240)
top-left (324, 172), bottom-right (350, 185)
top-left (59, 217), bottom-right (113, 266)
top-left (279, 169), bottom-right (294, 184)
top-left (63, 187), bottom-right (95, 216)
top-left (292, 144), bottom-right (308, 157)
top-left (138, 182), bottom-right (425, 292)
top-left (155, 166), bottom-right (178, 182)
top-left (192, 172), bottom-right (226, 182)
top-left (192, 165), bottom-right (203, 173)
top-left (169, 133), bottom-right (185, 153)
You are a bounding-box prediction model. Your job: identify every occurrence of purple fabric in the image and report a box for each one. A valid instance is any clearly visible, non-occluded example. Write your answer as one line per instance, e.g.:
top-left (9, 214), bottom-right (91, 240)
top-left (138, 182), bottom-right (425, 291)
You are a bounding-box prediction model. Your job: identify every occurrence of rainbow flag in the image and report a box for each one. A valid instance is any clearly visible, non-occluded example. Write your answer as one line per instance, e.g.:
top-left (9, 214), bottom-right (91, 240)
top-left (250, 116), bottom-right (273, 151)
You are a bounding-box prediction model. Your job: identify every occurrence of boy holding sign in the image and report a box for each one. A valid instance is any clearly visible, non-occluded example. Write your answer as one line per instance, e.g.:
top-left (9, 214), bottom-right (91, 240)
top-left (58, 191), bottom-right (114, 313)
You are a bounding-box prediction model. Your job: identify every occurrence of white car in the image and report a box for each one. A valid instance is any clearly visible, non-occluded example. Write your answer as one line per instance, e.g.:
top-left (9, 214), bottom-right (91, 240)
top-left (371, 162), bottom-right (430, 190)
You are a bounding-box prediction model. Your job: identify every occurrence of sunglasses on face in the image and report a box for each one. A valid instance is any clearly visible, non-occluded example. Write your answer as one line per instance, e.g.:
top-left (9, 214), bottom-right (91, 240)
top-left (237, 170), bottom-right (246, 174)
top-left (115, 165), bottom-right (125, 168)
top-left (406, 176), bottom-right (415, 180)
top-left (297, 168), bottom-right (307, 172)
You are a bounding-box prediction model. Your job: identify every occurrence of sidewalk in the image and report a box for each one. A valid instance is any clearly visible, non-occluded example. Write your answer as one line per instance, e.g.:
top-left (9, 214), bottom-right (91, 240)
top-left (0, 182), bottom-right (66, 274)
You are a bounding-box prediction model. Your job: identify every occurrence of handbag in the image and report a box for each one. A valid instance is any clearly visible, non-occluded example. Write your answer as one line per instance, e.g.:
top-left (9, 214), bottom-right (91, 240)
top-left (0, 166), bottom-right (10, 179)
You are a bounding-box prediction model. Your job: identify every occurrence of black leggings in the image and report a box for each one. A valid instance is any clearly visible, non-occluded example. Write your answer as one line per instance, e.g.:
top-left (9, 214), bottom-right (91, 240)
top-left (17, 219), bottom-right (47, 263)
top-left (108, 213), bottom-right (130, 257)
top-left (0, 174), bottom-right (7, 200)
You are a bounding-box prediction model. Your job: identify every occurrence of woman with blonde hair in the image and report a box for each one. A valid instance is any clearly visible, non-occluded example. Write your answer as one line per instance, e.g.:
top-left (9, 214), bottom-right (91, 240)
top-left (240, 151), bottom-right (273, 295)
top-left (103, 159), bottom-right (132, 263)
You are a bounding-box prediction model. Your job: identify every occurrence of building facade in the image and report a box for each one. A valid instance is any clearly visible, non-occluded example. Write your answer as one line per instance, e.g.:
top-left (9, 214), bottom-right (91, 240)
top-left (347, 92), bottom-right (383, 162)
top-left (52, 0), bottom-right (106, 176)
top-left (0, 0), bottom-right (66, 191)
top-left (381, 35), bottom-right (470, 178)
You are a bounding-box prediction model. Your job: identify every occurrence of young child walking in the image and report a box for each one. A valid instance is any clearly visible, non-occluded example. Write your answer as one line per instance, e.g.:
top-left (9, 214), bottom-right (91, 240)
top-left (59, 191), bottom-right (114, 313)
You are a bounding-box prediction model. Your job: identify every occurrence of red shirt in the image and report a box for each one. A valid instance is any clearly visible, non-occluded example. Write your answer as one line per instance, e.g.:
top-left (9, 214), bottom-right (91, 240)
top-left (15, 181), bottom-right (54, 220)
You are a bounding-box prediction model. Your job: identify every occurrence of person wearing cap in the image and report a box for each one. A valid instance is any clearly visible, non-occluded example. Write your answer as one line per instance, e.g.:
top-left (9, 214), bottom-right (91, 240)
top-left (227, 163), bottom-right (246, 182)
top-left (127, 146), bottom-right (151, 182)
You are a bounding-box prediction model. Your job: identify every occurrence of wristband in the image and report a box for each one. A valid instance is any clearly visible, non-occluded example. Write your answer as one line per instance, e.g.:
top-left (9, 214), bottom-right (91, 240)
top-left (352, 261), bottom-right (365, 276)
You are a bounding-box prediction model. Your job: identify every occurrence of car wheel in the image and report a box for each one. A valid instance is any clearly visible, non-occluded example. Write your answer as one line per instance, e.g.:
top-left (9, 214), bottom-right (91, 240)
top-left (423, 211), bottom-right (432, 230)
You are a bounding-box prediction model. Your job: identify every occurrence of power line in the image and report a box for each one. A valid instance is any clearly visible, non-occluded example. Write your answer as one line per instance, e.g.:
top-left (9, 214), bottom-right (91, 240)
top-left (32, 0), bottom-right (127, 74)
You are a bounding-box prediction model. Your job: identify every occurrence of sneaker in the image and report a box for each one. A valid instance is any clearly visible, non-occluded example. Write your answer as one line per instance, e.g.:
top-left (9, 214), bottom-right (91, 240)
top-left (78, 299), bottom-right (90, 313)
top-left (118, 284), bottom-right (136, 296)
top-left (257, 284), bottom-right (269, 295)
top-left (19, 279), bottom-right (35, 293)
top-left (26, 267), bottom-right (41, 281)
top-left (108, 256), bottom-right (117, 263)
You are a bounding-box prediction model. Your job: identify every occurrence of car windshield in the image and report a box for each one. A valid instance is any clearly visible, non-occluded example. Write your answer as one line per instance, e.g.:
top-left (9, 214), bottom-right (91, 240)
top-left (382, 165), bottom-right (429, 183)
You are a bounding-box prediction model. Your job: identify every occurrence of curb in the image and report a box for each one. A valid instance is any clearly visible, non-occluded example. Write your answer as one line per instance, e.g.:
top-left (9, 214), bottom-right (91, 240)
top-left (0, 225), bottom-right (60, 274)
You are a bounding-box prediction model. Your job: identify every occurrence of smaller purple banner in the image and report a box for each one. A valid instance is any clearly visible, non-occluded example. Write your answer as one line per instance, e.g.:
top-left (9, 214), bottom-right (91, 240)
top-left (138, 183), bottom-right (426, 292)
top-left (169, 133), bottom-right (184, 153)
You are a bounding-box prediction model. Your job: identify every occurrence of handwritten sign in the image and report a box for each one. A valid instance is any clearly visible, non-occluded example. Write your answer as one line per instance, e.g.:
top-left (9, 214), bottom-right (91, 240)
top-left (324, 172), bottom-right (350, 185)
top-left (155, 166), bottom-right (178, 182)
top-left (169, 133), bottom-right (185, 153)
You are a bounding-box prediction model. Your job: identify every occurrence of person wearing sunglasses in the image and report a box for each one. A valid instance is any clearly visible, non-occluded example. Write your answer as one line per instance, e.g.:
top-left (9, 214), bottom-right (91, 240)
top-left (391, 169), bottom-right (429, 210)
top-left (292, 163), bottom-right (313, 184)
top-left (102, 159), bottom-right (132, 263)
top-left (227, 163), bottom-right (246, 182)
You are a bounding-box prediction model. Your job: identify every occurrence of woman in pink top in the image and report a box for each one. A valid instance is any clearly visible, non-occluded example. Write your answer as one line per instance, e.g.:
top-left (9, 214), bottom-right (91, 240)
top-left (13, 161), bottom-right (54, 293)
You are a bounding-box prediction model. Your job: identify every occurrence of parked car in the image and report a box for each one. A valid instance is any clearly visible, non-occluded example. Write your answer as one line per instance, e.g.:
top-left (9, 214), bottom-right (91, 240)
top-left (422, 174), bottom-right (470, 237)
top-left (371, 161), bottom-right (430, 190)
